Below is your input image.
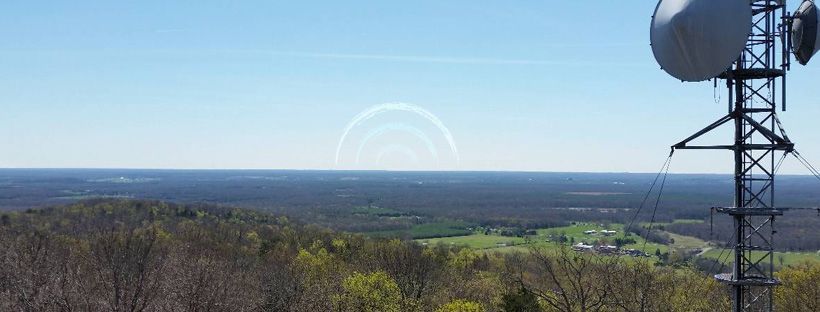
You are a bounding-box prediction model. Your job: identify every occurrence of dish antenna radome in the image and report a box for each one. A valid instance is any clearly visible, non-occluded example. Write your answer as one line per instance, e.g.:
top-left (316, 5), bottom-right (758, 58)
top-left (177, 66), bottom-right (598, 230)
top-left (650, 0), bottom-right (752, 82)
top-left (793, 0), bottom-right (820, 65)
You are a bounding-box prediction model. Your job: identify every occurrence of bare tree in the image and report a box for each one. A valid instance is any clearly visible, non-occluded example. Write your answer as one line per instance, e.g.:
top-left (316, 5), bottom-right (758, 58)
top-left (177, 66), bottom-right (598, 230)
top-left (519, 246), bottom-right (617, 312)
top-left (259, 248), bottom-right (303, 312)
top-left (366, 240), bottom-right (441, 303)
top-left (0, 230), bottom-right (62, 311)
top-left (86, 225), bottom-right (168, 312)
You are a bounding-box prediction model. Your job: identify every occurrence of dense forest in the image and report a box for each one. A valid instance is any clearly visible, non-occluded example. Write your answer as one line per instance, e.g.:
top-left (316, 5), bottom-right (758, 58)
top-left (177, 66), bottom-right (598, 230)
top-left (1, 199), bottom-right (817, 311)
top-left (2, 170), bottom-right (819, 252)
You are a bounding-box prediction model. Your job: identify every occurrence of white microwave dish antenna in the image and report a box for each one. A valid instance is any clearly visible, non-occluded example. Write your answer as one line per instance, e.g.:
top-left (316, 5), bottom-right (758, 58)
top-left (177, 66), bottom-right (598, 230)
top-left (650, 0), bottom-right (752, 82)
top-left (793, 0), bottom-right (820, 65)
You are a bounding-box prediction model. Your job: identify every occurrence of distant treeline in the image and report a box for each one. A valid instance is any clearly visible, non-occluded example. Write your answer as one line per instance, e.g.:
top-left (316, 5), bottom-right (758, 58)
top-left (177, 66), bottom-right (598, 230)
top-left (1, 199), bottom-right (817, 311)
top-left (1, 170), bottom-right (819, 251)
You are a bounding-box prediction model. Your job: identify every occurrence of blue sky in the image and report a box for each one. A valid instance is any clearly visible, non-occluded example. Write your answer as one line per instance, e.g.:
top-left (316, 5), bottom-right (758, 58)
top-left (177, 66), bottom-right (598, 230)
top-left (1, 1), bottom-right (819, 173)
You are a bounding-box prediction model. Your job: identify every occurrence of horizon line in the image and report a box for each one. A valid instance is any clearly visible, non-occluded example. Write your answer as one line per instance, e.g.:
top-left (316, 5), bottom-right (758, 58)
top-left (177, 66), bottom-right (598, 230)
top-left (1, 167), bottom-right (818, 177)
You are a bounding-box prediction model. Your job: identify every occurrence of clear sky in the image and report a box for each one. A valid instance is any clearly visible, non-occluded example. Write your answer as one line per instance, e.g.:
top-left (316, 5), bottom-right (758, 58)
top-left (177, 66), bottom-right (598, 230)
top-left (2, 1), bottom-right (819, 173)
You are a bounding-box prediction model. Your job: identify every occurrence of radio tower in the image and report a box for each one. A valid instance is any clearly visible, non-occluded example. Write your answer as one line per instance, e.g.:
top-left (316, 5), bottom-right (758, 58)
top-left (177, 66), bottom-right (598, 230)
top-left (672, 1), bottom-right (789, 311)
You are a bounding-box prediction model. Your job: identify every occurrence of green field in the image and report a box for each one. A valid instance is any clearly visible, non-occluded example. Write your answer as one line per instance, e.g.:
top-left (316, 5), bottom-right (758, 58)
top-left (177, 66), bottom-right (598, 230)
top-left (639, 219), bottom-right (705, 228)
top-left (369, 221), bottom-right (474, 239)
top-left (418, 234), bottom-right (527, 249)
top-left (667, 232), bottom-right (708, 249)
top-left (416, 223), bottom-right (670, 256)
top-left (665, 219), bottom-right (704, 225)
top-left (405, 220), bottom-right (820, 267)
top-left (700, 248), bottom-right (820, 267)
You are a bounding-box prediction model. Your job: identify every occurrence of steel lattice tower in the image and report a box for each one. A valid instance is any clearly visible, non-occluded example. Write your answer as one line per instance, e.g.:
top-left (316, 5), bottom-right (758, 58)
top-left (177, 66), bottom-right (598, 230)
top-left (672, 1), bottom-right (791, 311)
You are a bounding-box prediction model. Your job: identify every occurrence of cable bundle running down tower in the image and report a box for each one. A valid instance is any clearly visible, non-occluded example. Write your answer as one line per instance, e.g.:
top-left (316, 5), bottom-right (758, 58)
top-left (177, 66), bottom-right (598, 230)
top-left (649, 1), bottom-right (820, 311)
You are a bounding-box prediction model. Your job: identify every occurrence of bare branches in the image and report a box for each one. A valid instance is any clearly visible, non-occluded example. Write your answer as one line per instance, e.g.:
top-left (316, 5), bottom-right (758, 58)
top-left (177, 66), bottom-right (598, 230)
top-left (520, 246), bottom-right (616, 312)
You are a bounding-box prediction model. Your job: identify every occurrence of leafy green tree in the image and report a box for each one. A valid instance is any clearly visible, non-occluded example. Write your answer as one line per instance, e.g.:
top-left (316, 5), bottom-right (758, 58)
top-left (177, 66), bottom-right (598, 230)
top-left (501, 286), bottom-right (542, 312)
top-left (293, 246), bottom-right (335, 283)
top-left (663, 267), bottom-right (730, 312)
top-left (334, 271), bottom-right (402, 312)
top-left (451, 248), bottom-right (480, 271)
top-left (436, 299), bottom-right (484, 312)
top-left (775, 262), bottom-right (820, 312)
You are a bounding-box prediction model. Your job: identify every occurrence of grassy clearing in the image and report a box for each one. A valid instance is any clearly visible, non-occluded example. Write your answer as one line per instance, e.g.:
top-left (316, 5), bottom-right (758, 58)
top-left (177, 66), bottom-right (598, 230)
top-left (477, 241), bottom-right (551, 254)
top-left (640, 219), bottom-right (705, 228)
top-left (669, 219), bottom-right (704, 224)
top-left (418, 234), bottom-right (526, 249)
top-left (701, 248), bottom-right (820, 267)
top-left (667, 232), bottom-right (708, 249)
top-left (370, 221), bottom-right (474, 239)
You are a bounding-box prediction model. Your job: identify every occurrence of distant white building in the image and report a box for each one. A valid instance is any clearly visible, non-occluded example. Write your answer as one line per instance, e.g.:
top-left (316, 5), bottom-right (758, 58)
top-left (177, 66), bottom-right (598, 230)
top-left (572, 242), bottom-right (594, 251)
top-left (583, 230), bottom-right (597, 235)
top-left (624, 249), bottom-right (650, 257)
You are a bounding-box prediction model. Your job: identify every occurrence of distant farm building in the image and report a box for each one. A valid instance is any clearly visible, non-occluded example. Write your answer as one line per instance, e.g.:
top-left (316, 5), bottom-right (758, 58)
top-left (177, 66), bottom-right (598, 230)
top-left (572, 243), bottom-right (594, 251)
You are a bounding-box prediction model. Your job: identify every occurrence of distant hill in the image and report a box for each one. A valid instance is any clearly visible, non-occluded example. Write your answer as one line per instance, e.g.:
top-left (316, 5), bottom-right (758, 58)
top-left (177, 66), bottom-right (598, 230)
top-left (5, 198), bottom-right (282, 233)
